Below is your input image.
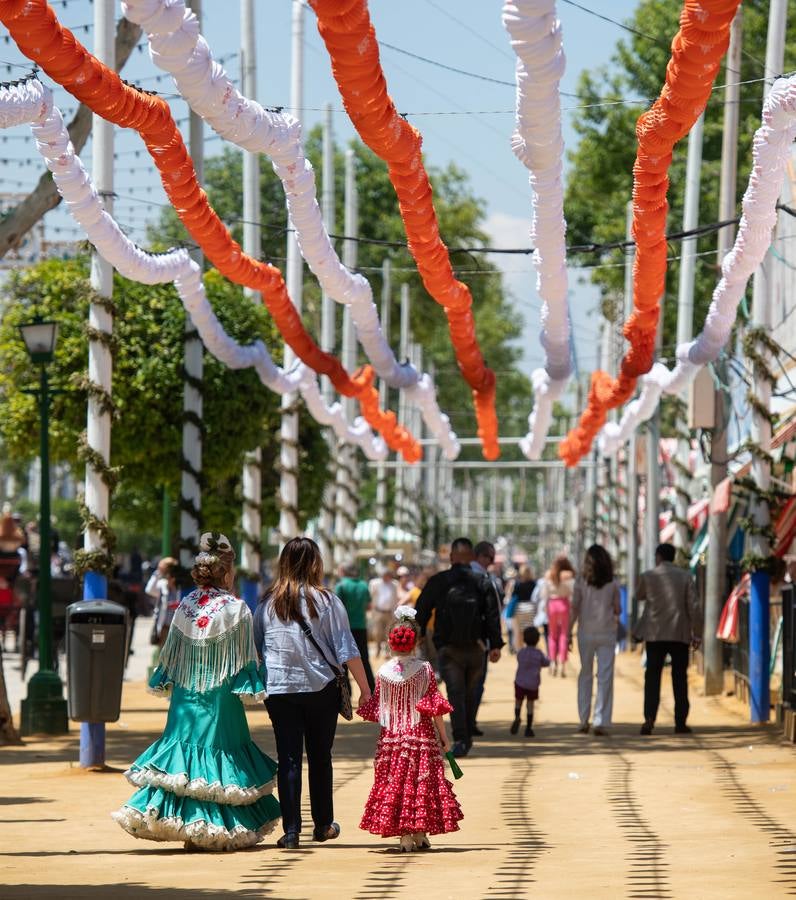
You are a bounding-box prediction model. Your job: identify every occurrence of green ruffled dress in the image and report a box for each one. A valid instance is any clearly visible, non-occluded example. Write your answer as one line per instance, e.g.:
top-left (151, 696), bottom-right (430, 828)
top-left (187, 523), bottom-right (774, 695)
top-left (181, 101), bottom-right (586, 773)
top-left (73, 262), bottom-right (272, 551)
top-left (112, 587), bottom-right (280, 850)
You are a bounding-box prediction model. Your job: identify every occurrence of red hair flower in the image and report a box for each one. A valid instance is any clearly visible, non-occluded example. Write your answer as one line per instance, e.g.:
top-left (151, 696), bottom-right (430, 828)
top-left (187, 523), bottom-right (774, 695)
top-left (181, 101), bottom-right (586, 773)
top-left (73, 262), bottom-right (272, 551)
top-left (388, 624), bottom-right (417, 654)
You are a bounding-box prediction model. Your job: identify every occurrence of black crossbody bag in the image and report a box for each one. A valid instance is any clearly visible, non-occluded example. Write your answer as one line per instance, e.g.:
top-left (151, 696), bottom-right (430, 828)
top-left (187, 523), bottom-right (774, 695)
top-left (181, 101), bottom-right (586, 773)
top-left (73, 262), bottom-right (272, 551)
top-left (296, 614), bottom-right (353, 720)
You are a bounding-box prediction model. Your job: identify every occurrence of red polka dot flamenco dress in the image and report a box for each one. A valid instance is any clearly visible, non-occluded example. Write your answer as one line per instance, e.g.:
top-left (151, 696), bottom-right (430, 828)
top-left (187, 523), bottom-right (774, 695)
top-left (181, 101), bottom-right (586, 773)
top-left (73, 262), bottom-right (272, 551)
top-left (358, 657), bottom-right (463, 838)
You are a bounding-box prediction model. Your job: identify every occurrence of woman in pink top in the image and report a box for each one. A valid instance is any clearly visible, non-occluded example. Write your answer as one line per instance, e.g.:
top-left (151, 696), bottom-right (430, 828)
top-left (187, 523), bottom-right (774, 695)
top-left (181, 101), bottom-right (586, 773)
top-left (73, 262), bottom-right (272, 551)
top-left (539, 556), bottom-right (575, 677)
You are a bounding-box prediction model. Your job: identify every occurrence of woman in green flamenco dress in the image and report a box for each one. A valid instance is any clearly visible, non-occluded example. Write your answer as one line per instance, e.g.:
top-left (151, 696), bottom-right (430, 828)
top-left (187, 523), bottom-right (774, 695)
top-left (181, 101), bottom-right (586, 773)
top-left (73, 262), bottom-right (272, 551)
top-left (112, 533), bottom-right (280, 850)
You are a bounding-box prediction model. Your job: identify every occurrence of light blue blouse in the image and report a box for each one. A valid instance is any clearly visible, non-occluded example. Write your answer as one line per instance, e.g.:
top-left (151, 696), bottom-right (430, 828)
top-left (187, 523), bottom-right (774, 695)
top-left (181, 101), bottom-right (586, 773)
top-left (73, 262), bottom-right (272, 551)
top-left (254, 589), bottom-right (360, 695)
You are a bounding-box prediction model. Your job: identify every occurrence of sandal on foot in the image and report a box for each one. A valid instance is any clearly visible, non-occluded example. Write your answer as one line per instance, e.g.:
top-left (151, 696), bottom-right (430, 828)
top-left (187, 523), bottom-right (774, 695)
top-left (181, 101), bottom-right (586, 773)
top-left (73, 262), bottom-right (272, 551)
top-left (399, 834), bottom-right (415, 852)
top-left (413, 832), bottom-right (431, 850)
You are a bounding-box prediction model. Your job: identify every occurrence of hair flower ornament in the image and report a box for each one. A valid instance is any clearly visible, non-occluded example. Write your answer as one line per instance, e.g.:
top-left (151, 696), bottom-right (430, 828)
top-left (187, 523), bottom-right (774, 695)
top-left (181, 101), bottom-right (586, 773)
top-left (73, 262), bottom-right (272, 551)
top-left (195, 552), bottom-right (219, 566)
top-left (200, 532), bottom-right (232, 553)
top-left (394, 605), bottom-right (417, 623)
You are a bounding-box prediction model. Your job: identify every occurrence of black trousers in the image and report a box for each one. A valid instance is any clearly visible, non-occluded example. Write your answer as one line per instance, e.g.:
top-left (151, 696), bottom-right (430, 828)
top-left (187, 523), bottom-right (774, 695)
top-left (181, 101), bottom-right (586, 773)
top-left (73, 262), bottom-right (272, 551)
top-left (644, 640), bottom-right (690, 726)
top-left (473, 649), bottom-right (489, 724)
top-left (350, 627), bottom-right (375, 690)
top-left (265, 680), bottom-right (339, 835)
top-left (437, 644), bottom-right (485, 743)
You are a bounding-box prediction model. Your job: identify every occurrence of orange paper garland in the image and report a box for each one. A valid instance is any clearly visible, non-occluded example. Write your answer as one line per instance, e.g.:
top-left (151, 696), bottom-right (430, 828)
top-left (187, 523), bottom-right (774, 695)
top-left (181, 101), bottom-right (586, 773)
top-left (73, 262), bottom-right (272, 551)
top-left (0, 0), bottom-right (420, 462)
top-left (558, 0), bottom-right (741, 467)
top-left (309, 0), bottom-right (499, 461)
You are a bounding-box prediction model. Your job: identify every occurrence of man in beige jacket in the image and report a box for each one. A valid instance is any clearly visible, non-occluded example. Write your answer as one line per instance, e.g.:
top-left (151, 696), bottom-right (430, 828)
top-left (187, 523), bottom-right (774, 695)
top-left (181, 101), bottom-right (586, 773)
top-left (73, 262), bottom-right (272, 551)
top-left (634, 543), bottom-right (702, 735)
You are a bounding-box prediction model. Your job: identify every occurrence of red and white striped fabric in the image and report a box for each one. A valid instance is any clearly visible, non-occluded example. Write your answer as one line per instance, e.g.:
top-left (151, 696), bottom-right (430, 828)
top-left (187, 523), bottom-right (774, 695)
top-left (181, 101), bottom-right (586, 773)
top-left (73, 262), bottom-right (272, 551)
top-left (716, 574), bottom-right (750, 644)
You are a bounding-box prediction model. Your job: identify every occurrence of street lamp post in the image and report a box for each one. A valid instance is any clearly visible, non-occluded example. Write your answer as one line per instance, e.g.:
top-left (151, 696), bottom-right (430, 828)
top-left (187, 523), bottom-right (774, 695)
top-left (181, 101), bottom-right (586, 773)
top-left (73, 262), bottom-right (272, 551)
top-left (18, 317), bottom-right (68, 736)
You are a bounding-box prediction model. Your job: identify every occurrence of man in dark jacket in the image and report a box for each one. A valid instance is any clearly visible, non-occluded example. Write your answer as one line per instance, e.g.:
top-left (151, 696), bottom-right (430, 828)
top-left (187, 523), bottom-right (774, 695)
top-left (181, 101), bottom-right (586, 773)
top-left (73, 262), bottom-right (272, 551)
top-left (416, 537), bottom-right (503, 757)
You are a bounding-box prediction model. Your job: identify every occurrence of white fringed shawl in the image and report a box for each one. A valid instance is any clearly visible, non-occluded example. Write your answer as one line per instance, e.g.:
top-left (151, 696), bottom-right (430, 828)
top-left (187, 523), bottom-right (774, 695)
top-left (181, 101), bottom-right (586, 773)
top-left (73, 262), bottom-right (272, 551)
top-left (157, 588), bottom-right (257, 694)
top-left (377, 657), bottom-right (429, 732)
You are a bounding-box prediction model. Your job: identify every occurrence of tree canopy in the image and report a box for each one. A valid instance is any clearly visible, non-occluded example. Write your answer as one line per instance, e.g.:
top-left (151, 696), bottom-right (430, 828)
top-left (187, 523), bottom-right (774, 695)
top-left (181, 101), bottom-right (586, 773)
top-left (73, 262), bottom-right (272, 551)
top-left (564, 1), bottom-right (796, 357)
top-left (149, 131), bottom-right (532, 446)
top-left (148, 131), bottom-right (534, 522)
top-left (0, 258), bottom-right (328, 545)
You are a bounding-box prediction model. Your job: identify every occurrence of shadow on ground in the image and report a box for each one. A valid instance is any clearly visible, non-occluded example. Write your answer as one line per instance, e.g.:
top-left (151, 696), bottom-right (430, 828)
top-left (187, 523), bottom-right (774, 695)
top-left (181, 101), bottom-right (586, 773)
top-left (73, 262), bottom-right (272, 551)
top-left (1, 886), bottom-right (281, 899)
top-left (0, 709), bottom-right (786, 768)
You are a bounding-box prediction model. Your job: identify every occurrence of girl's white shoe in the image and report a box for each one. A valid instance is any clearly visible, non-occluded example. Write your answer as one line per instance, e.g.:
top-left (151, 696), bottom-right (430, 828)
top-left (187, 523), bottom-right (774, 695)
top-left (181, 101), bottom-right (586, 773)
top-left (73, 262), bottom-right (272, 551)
top-left (412, 832), bottom-right (431, 850)
top-left (400, 834), bottom-right (416, 852)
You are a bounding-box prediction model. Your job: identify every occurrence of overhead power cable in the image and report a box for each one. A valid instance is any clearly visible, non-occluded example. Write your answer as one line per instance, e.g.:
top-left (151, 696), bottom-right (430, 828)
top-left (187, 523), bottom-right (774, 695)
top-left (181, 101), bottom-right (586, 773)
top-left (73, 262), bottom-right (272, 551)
top-left (559, 0), bottom-right (768, 76)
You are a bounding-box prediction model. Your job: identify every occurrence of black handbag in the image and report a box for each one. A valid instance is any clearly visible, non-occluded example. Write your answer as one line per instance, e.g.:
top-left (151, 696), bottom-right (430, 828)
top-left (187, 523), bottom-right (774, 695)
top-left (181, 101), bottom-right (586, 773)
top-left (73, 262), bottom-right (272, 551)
top-left (296, 614), bottom-right (353, 720)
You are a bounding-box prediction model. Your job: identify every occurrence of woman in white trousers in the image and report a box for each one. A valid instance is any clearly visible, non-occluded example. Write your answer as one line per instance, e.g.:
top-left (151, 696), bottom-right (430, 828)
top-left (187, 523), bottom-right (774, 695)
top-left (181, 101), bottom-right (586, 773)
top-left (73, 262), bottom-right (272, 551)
top-left (570, 545), bottom-right (621, 736)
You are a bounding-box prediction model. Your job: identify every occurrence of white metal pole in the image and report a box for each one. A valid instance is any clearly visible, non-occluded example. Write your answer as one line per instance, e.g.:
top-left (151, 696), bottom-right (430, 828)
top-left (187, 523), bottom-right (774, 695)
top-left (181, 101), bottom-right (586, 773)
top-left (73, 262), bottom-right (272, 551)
top-left (278, 0), bottom-right (304, 547)
top-left (623, 201), bottom-right (639, 604)
top-left (674, 112), bottom-right (704, 551)
top-left (80, 0), bottom-right (116, 769)
top-left (704, 8), bottom-right (742, 696)
top-left (180, 0), bottom-right (205, 571)
top-left (375, 258), bottom-right (391, 557)
top-left (410, 341), bottom-right (423, 540)
top-left (85, 0), bottom-right (115, 570)
top-left (748, 0), bottom-right (786, 723)
top-left (318, 102), bottom-right (337, 573)
top-left (334, 149), bottom-right (358, 564)
top-left (239, 0), bottom-right (261, 604)
top-left (321, 102), bottom-right (336, 403)
top-left (394, 283), bottom-right (410, 530)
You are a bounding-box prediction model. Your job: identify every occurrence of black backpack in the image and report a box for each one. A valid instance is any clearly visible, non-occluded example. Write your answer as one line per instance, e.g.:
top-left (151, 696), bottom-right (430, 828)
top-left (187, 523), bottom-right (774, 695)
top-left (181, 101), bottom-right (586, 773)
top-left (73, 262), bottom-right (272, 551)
top-left (439, 568), bottom-right (486, 647)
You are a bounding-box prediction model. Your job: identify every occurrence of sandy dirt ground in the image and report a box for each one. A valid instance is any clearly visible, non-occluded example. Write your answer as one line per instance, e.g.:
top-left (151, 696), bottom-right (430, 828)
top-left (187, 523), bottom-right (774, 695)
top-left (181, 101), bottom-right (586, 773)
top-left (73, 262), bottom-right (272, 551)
top-left (1, 639), bottom-right (795, 900)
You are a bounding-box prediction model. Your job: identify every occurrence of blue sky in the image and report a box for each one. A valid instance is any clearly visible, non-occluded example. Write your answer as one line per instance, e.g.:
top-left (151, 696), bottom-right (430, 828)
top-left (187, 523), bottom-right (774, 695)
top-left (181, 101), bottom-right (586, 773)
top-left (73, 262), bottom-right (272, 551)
top-left (0, 0), bottom-right (640, 399)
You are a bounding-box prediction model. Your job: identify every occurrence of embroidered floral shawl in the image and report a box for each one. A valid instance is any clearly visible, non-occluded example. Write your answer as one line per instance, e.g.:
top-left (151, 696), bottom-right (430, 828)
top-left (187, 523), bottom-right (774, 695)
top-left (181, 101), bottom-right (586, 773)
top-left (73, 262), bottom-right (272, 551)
top-left (376, 656), bottom-right (429, 732)
top-left (157, 587), bottom-right (257, 693)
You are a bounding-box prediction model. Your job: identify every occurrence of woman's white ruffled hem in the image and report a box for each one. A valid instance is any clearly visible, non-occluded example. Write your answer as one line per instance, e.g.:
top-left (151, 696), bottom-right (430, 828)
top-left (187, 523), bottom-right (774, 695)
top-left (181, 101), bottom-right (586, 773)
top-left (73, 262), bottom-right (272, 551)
top-left (111, 806), bottom-right (277, 850)
top-left (125, 768), bottom-right (275, 806)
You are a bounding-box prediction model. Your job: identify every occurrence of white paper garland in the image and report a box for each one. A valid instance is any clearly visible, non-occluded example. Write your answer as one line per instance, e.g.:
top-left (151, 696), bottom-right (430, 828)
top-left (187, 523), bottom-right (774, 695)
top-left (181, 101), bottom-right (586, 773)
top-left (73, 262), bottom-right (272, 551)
top-left (3, 79), bottom-right (387, 461)
top-left (120, 0), bottom-right (460, 462)
top-left (502, 0), bottom-right (572, 460)
top-left (599, 74), bottom-right (796, 457)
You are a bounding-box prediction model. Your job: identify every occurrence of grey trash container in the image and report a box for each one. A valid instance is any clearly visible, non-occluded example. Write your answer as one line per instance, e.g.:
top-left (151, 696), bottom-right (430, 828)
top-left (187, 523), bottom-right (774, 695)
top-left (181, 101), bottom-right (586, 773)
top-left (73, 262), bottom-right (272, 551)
top-left (66, 600), bottom-right (130, 722)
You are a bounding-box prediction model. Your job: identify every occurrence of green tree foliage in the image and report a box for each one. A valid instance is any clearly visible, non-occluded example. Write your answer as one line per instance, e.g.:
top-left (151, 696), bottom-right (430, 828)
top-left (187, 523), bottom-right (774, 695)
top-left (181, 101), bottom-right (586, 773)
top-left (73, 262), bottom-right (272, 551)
top-left (565, 1), bottom-right (796, 364)
top-left (0, 258), bottom-right (327, 543)
top-left (147, 133), bottom-right (532, 520)
top-left (148, 135), bottom-right (531, 446)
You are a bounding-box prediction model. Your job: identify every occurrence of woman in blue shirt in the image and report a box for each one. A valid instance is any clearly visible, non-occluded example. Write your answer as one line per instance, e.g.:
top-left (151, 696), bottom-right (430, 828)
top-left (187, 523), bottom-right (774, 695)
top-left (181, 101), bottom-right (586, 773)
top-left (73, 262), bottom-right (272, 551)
top-left (254, 537), bottom-right (371, 849)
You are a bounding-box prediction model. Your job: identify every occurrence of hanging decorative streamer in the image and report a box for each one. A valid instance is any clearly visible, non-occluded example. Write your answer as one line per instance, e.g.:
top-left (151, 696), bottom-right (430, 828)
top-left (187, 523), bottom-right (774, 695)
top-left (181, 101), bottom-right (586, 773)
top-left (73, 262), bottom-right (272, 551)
top-left (0, 0), bottom-right (420, 463)
top-left (599, 75), bottom-right (796, 457)
top-left (308, 0), bottom-right (499, 461)
top-left (3, 77), bottom-right (388, 460)
top-left (559, 0), bottom-right (742, 467)
top-left (119, 0), bottom-right (459, 461)
top-left (501, 0), bottom-right (571, 460)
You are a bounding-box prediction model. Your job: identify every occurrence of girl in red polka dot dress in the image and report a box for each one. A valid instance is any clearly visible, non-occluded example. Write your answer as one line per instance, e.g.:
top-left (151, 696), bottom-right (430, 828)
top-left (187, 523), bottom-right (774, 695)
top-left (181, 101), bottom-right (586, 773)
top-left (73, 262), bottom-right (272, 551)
top-left (357, 606), bottom-right (463, 851)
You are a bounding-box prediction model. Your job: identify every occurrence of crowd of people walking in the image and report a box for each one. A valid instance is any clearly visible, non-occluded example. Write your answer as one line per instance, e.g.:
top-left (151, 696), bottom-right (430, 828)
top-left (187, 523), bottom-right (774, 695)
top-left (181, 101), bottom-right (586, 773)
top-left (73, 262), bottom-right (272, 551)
top-left (111, 531), bottom-right (703, 855)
